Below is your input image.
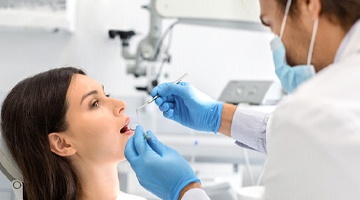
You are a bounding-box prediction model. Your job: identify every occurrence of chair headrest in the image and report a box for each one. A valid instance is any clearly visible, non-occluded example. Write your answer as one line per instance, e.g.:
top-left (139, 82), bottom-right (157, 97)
top-left (0, 131), bottom-right (23, 182)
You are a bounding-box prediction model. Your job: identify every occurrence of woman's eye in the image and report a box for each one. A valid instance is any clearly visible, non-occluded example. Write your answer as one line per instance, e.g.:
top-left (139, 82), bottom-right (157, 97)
top-left (105, 93), bottom-right (110, 98)
top-left (91, 100), bottom-right (99, 108)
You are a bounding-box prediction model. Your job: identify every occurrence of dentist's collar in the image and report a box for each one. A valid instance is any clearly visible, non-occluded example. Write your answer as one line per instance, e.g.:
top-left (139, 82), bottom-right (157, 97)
top-left (334, 19), bottom-right (360, 63)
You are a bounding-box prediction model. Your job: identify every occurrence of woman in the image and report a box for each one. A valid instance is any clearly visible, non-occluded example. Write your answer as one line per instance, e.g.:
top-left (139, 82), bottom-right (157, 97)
top-left (1, 67), bottom-right (144, 200)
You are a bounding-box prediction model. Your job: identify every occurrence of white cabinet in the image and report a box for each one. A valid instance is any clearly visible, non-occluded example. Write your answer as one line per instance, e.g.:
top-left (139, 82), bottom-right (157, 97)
top-left (0, 0), bottom-right (76, 32)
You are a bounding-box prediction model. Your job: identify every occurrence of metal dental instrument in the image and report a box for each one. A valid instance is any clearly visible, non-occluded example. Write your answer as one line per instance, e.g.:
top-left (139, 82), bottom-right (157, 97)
top-left (129, 122), bottom-right (152, 140)
top-left (129, 122), bottom-right (140, 131)
top-left (143, 133), bottom-right (152, 141)
top-left (136, 73), bottom-right (188, 117)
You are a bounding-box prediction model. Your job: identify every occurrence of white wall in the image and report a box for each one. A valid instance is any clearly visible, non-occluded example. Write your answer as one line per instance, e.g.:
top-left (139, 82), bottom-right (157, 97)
top-left (0, 0), bottom-right (274, 199)
top-left (0, 0), bottom-right (276, 100)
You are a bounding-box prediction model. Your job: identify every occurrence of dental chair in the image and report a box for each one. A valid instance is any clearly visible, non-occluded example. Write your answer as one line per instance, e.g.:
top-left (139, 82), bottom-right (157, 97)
top-left (0, 131), bottom-right (23, 200)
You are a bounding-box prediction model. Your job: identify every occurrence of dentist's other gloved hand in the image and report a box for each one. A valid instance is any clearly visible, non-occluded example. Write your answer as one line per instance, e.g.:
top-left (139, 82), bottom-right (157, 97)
top-left (125, 125), bottom-right (200, 200)
top-left (150, 82), bottom-right (224, 133)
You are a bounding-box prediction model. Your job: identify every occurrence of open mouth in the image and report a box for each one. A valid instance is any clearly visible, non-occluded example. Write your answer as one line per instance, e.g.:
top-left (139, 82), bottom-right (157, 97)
top-left (120, 117), bottom-right (134, 135)
top-left (120, 124), bottom-right (130, 134)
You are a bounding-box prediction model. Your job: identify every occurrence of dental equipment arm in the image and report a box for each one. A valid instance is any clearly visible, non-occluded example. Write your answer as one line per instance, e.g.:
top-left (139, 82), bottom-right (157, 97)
top-left (109, 0), bottom-right (266, 93)
top-left (155, 0), bottom-right (265, 31)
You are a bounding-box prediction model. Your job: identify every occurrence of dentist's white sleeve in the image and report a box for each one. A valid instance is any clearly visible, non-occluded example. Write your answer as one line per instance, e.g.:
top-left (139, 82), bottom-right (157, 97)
top-left (181, 188), bottom-right (210, 200)
top-left (231, 107), bottom-right (270, 154)
top-left (181, 107), bottom-right (270, 200)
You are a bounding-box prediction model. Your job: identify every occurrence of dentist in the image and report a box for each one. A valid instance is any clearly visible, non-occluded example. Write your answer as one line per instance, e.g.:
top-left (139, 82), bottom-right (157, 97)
top-left (125, 0), bottom-right (360, 199)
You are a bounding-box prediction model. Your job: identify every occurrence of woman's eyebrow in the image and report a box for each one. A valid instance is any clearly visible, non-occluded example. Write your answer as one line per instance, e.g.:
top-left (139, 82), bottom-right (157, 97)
top-left (80, 85), bottom-right (105, 105)
top-left (80, 90), bottom-right (98, 105)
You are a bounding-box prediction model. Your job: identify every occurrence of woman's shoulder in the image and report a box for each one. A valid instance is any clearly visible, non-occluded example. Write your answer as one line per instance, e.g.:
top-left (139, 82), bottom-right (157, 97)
top-left (117, 191), bottom-right (147, 200)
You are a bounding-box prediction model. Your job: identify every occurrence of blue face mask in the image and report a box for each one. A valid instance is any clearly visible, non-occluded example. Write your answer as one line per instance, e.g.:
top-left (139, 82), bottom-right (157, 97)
top-left (270, 0), bottom-right (318, 94)
top-left (270, 37), bottom-right (316, 93)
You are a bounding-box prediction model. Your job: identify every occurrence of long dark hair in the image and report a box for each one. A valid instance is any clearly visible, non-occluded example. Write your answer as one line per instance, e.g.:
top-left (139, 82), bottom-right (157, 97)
top-left (1, 67), bottom-right (86, 200)
top-left (276, 0), bottom-right (360, 31)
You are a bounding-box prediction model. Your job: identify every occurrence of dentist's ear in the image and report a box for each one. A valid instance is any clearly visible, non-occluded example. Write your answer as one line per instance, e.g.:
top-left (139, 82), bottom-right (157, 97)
top-left (306, 0), bottom-right (321, 19)
top-left (48, 133), bottom-right (76, 157)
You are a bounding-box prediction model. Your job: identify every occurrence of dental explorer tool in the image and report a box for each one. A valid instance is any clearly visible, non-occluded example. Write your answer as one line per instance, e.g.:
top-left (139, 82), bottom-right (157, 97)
top-left (136, 73), bottom-right (188, 117)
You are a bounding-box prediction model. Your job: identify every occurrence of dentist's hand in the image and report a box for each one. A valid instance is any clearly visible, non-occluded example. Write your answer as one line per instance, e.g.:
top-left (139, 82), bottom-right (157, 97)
top-left (150, 82), bottom-right (224, 133)
top-left (125, 125), bottom-right (200, 200)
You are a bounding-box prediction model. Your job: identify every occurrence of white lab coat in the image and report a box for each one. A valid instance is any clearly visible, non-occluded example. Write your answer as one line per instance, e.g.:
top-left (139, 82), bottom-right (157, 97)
top-left (264, 20), bottom-right (360, 200)
top-left (181, 20), bottom-right (360, 200)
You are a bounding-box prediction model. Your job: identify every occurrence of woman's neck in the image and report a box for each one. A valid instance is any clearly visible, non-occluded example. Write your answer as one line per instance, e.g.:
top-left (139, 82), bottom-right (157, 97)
top-left (75, 163), bottom-right (120, 200)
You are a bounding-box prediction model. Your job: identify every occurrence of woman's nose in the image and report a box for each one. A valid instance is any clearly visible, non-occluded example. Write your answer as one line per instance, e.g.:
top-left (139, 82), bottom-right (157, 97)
top-left (113, 99), bottom-right (126, 115)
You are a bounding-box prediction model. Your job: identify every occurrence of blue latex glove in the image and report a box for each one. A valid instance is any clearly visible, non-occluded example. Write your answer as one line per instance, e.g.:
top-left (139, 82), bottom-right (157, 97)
top-left (125, 125), bottom-right (200, 200)
top-left (150, 82), bottom-right (224, 133)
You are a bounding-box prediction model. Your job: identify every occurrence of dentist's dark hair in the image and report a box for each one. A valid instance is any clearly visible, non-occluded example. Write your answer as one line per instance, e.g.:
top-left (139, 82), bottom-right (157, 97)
top-left (1, 67), bottom-right (86, 200)
top-left (276, 0), bottom-right (360, 31)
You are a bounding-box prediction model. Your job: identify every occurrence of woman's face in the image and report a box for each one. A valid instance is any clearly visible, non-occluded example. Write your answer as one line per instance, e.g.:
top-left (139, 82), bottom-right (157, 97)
top-left (63, 74), bottom-right (133, 164)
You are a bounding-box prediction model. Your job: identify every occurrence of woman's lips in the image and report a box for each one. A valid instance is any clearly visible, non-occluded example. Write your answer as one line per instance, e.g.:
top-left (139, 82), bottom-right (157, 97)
top-left (123, 129), bottom-right (134, 135)
top-left (120, 125), bottom-right (134, 135)
top-left (120, 117), bottom-right (134, 135)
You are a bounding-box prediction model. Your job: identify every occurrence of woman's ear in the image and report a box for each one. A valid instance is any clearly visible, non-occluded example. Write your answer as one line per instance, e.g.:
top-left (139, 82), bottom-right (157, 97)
top-left (48, 133), bottom-right (76, 157)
